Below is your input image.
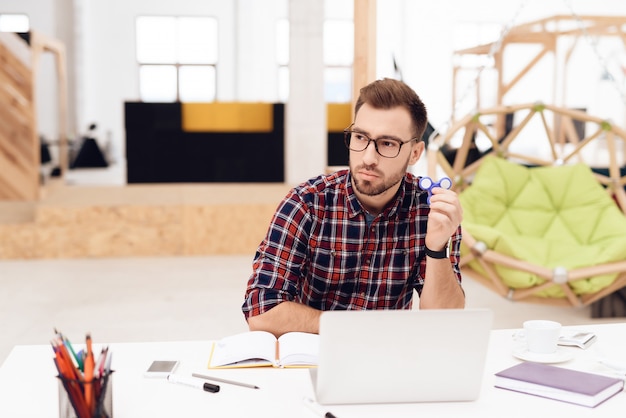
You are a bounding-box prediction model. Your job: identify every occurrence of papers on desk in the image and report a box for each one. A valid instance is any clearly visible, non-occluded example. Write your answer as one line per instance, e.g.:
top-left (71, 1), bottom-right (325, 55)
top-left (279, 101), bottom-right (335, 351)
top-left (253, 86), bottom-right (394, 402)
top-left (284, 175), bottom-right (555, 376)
top-left (494, 362), bottom-right (624, 408)
top-left (207, 331), bottom-right (319, 368)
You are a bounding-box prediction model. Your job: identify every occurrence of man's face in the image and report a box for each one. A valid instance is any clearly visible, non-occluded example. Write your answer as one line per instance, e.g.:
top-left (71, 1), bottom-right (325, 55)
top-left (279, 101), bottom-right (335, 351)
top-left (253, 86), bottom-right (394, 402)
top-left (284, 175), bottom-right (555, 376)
top-left (349, 103), bottom-right (423, 198)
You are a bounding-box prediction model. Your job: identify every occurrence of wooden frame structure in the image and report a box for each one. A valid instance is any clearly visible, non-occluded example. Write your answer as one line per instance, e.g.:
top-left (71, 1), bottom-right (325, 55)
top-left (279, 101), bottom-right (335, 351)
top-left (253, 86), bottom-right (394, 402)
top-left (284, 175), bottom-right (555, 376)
top-left (430, 103), bottom-right (626, 307)
top-left (353, 0), bottom-right (376, 118)
top-left (452, 15), bottom-right (626, 139)
top-left (0, 31), bottom-right (67, 201)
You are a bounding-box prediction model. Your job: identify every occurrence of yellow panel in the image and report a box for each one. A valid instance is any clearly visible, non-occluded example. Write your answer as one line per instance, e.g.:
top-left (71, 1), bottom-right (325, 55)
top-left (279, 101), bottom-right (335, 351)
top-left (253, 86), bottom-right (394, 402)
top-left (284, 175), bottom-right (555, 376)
top-left (327, 103), bottom-right (352, 132)
top-left (182, 103), bottom-right (273, 132)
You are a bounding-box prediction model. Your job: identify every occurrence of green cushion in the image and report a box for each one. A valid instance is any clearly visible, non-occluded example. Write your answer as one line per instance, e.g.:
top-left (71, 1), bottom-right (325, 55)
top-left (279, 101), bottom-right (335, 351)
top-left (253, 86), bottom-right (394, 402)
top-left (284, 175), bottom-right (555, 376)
top-left (459, 156), bottom-right (626, 298)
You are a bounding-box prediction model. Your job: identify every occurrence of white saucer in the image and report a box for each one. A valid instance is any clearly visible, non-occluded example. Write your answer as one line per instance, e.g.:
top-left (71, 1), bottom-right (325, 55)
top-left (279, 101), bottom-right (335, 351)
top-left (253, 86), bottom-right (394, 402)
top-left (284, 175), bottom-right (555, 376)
top-left (512, 347), bottom-right (574, 364)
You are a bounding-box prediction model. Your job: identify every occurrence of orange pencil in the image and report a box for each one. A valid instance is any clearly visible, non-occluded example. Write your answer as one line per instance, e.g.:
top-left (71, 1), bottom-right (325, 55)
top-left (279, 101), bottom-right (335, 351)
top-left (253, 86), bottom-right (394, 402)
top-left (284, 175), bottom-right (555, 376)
top-left (84, 333), bottom-right (95, 416)
top-left (53, 339), bottom-right (77, 380)
top-left (52, 341), bottom-right (90, 418)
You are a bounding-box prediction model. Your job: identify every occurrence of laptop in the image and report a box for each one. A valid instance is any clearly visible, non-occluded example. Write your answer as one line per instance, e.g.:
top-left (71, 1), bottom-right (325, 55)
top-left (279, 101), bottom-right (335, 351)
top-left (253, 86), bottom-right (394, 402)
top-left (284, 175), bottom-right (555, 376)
top-left (312, 308), bottom-right (493, 405)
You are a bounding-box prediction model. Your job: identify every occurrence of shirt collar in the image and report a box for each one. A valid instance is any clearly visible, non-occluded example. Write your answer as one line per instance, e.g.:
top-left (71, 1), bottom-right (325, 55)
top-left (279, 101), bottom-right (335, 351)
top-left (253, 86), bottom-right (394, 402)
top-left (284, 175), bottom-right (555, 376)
top-left (343, 172), bottom-right (362, 218)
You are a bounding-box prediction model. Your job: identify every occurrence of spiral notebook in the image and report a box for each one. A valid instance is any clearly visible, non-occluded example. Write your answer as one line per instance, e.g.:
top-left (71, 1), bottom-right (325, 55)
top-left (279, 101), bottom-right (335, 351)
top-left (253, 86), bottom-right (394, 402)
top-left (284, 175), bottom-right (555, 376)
top-left (312, 308), bottom-right (493, 405)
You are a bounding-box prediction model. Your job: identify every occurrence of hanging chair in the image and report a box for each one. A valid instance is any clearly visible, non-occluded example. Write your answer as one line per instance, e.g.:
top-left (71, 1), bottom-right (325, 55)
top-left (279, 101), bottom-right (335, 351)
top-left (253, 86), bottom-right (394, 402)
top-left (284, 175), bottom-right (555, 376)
top-left (428, 103), bottom-right (626, 307)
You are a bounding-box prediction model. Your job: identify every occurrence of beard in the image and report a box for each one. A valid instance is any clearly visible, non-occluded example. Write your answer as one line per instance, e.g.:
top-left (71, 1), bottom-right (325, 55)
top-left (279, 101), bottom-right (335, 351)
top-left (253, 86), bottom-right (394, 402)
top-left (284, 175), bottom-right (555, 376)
top-left (350, 157), bottom-right (410, 197)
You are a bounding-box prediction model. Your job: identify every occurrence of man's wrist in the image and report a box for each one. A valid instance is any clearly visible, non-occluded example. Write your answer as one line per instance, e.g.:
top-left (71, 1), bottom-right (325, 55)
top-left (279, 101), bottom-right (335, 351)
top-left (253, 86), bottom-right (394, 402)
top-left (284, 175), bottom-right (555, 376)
top-left (424, 243), bottom-right (449, 259)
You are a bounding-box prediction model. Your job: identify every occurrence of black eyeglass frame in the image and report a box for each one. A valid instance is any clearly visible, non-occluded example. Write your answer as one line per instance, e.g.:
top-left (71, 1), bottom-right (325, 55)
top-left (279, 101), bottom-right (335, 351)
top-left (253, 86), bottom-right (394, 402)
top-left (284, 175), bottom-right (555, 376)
top-left (343, 124), bottom-right (419, 158)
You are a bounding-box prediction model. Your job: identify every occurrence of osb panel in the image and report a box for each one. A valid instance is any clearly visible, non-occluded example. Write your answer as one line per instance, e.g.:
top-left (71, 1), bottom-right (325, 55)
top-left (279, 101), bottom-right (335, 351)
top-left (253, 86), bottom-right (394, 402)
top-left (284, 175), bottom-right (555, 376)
top-left (34, 206), bottom-right (185, 258)
top-left (35, 224), bottom-right (184, 258)
top-left (183, 204), bottom-right (275, 255)
top-left (35, 204), bottom-right (182, 224)
top-left (0, 183), bottom-right (292, 259)
top-left (0, 224), bottom-right (37, 258)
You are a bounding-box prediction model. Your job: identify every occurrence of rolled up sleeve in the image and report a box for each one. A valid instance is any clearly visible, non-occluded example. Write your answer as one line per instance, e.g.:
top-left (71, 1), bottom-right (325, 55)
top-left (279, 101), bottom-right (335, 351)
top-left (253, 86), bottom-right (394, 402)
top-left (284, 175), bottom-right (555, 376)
top-left (242, 192), bottom-right (311, 319)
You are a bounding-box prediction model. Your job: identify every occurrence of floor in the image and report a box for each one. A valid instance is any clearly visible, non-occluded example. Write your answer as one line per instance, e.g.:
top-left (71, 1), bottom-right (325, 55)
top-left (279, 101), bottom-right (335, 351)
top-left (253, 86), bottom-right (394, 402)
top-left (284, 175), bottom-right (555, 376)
top-left (2, 255), bottom-right (625, 366)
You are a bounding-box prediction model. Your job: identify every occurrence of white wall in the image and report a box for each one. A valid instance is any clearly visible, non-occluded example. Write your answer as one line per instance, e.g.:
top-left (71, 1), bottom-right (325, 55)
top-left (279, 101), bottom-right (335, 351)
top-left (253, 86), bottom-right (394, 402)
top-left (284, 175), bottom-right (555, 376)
top-left (79, 0), bottom-right (292, 164)
top-left (78, 0), bottom-right (237, 164)
top-left (5, 0), bottom-right (626, 178)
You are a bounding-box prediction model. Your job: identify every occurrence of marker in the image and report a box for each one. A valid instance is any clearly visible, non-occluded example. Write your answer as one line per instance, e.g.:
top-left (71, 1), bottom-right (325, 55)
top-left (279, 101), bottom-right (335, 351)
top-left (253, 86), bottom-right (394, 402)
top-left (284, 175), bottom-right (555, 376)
top-left (303, 397), bottom-right (338, 418)
top-left (192, 372), bottom-right (260, 390)
top-left (167, 374), bottom-right (220, 393)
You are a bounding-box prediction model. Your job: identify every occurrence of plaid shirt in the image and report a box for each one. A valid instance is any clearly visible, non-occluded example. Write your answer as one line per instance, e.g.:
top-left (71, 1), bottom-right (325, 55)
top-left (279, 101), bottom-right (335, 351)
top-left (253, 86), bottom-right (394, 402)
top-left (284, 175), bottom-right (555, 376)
top-left (242, 170), bottom-right (462, 319)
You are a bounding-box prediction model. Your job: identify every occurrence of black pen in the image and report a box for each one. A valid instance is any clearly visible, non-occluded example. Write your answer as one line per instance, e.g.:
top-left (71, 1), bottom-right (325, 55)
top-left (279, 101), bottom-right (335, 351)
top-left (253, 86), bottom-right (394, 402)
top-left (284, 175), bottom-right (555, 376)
top-left (167, 374), bottom-right (220, 393)
top-left (303, 397), bottom-right (338, 418)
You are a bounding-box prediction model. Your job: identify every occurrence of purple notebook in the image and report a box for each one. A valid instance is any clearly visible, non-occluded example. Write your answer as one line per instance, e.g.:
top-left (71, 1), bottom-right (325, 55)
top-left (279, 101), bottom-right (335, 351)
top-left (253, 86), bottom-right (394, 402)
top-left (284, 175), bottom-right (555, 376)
top-left (494, 362), bottom-right (624, 407)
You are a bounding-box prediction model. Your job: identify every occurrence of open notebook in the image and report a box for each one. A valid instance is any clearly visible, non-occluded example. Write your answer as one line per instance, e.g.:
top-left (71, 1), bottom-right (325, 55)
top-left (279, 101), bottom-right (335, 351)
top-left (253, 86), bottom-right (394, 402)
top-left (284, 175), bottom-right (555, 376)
top-left (312, 308), bottom-right (493, 405)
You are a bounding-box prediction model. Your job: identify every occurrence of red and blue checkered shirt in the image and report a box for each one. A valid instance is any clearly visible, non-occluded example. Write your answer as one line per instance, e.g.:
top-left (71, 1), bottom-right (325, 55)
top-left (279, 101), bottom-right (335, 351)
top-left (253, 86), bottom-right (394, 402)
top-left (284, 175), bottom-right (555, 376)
top-left (242, 170), bottom-right (462, 319)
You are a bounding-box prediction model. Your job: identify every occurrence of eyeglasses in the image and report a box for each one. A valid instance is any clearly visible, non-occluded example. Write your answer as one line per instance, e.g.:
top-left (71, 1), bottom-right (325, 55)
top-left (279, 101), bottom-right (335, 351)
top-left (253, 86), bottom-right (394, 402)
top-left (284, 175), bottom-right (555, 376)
top-left (343, 124), bottom-right (418, 158)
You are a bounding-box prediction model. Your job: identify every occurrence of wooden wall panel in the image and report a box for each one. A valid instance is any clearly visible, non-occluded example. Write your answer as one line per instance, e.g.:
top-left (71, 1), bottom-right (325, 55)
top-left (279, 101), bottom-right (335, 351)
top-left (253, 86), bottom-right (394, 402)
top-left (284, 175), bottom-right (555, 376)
top-left (0, 36), bottom-right (37, 200)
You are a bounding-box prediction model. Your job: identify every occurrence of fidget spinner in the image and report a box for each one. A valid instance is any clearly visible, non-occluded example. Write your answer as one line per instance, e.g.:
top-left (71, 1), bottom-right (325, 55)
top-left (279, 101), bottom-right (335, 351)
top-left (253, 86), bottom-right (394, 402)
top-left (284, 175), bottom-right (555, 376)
top-left (419, 176), bottom-right (452, 205)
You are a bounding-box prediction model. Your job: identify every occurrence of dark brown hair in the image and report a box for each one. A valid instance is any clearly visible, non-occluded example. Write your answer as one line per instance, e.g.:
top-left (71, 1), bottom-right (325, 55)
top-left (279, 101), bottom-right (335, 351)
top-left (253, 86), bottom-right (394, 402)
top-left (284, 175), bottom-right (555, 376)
top-left (355, 78), bottom-right (428, 140)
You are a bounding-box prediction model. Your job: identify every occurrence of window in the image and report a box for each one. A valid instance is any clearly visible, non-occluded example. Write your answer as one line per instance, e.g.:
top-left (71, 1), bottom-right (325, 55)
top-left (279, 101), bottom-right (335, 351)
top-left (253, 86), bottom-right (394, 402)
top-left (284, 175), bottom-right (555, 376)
top-left (323, 19), bottom-right (353, 102)
top-left (136, 16), bottom-right (218, 102)
top-left (0, 14), bottom-right (30, 32)
top-left (324, 0), bottom-right (353, 103)
top-left (276, 19), bottom-right (289, 102)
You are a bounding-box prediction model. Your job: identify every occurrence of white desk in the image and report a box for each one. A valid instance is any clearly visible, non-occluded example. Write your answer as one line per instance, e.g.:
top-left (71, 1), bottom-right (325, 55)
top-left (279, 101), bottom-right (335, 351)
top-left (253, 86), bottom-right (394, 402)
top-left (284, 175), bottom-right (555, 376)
top-left (1, 324), bottom-right (625, 417)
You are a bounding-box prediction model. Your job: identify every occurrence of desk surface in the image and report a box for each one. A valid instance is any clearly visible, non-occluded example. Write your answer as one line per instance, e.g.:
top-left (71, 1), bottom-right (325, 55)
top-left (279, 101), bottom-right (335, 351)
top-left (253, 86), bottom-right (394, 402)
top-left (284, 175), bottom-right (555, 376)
top-left (1, 323), bottom-right (625, 417)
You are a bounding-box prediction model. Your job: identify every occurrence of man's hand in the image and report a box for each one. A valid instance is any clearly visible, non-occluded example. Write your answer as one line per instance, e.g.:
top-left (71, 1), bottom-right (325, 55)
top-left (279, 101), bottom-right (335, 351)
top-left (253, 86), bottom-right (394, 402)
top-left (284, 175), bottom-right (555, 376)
top-left (425, 187), bottom-right (463, 250)
top-left (420, 186), bottom-right (465, 309)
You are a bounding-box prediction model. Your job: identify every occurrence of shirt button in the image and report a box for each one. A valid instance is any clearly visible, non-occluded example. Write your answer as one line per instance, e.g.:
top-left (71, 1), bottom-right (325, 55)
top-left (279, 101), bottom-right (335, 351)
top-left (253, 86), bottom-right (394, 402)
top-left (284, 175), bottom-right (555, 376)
top-left (365, 258), bottom-right (371, 265)
top-left (360, 292), bottom-right (365, 297)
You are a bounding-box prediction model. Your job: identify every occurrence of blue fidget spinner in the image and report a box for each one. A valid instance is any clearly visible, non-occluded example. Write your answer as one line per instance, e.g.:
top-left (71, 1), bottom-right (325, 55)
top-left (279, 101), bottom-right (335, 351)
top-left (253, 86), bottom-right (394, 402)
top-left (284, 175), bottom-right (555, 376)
top-left (419, 176), bottom-right (452, 204)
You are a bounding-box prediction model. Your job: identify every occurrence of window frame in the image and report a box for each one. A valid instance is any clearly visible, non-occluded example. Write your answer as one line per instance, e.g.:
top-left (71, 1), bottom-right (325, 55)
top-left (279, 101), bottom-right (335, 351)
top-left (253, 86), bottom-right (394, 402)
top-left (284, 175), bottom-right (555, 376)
top-left (135, 15), bottom-right (219, 103)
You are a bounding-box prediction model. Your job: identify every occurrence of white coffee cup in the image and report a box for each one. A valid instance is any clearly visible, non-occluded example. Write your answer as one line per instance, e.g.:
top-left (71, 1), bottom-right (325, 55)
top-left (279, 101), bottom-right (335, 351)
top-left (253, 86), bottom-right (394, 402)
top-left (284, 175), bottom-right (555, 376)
top-left (523, 320), bottom-right (561, 354)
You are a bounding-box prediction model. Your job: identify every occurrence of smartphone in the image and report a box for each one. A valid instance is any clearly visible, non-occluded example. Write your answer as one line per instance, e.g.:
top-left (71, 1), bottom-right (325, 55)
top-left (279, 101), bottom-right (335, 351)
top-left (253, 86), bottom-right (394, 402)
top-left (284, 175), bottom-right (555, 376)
top-left (143, 360), bottom-right (180, 378)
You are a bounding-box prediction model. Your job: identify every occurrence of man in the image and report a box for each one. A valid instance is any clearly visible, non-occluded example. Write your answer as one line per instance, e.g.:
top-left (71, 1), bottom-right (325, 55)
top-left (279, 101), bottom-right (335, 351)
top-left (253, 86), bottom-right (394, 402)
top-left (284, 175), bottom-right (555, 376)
top-left (242, 78), bottom-right (465, 337)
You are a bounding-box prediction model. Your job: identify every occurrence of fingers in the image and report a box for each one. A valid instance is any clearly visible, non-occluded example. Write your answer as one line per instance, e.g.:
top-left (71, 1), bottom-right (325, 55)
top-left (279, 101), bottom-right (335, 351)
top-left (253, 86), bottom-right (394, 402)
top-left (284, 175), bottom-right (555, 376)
top-left (429, 188), bottom-right (463, 220)
top-left (426, 188), bottom-right (463, 248)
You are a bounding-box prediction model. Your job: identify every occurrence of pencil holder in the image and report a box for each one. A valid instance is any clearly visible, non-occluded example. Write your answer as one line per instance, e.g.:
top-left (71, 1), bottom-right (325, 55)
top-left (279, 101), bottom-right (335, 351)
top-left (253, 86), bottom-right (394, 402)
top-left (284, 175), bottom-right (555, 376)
top-left (58, 371), bottom-right (114, 418)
